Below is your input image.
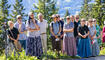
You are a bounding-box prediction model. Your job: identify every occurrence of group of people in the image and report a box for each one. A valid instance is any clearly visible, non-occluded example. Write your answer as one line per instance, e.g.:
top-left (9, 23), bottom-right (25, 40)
top-left (49, 14), bottom-right (103, 58)
top-left (7, 12), bottom-right (47, 58)
top-left (6, 11), bottom-right (105, 58)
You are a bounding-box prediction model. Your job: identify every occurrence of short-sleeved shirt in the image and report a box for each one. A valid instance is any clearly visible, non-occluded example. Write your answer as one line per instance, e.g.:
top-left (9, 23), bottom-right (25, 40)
top-left (78, 25), bottom-right (89, 39)
top-left (14, 22), bottom-right (27, 40)
top-left (89, 25), bottom-right (97, 38)
top-left (59, 20), bottom-right (64, 35)
top-left (74, 21), bottom-right (80, 37)
top-left (26, 19), bottom-right (40, 37)
top-left (7, 27), bottom-right (19, 42)
top-left (50, 21), bottom-right (60, 36)
top-left (38, 20), bottom-right (48, 34)
top-left (64, 22), bottom-right (74, 37)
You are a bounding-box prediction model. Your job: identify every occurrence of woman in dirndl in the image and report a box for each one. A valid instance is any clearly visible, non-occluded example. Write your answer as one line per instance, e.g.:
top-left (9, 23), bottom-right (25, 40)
top-left (78, 18), bottom-right (91, 58)
top-left (88, 19), bottom-right (100, 56)
top-left (63, 16), bottom-right (77, 56)
top-left (26, 12), bottom-right (43, 58)
top-left (93, 19), bottom-right (102, 47)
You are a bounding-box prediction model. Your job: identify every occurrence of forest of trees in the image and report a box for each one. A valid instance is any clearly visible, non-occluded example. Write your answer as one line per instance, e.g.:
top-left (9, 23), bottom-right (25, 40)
top-left (0, 0), bottom-right (59, 55)
top-left (79, 0), bottom-right (105, 29)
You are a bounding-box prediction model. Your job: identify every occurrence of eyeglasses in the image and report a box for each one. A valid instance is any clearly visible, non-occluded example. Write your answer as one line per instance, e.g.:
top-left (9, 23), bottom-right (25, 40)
top-left (30, 14), bottom-right (34, 16)
top-left (66, 18), bottom-right (70, 19)
top-left (93, 21), bottom-right (96, 22)
top-left (76, 18), bottom-right (79, 19)
top-left (54, 17), bottom-right (57, 19)
top-left (56, 17), bottom-right (58, 18)
top-left (81, 20), bottom-right (85, 22)
top-left (18, 17), bottom-right (22, 19)
top-left (89, 21), bottom-right (93, 23)
top-left (57, 16), bottom-right (60, 18)
top-left (56, 16), bottom-right (60, 18)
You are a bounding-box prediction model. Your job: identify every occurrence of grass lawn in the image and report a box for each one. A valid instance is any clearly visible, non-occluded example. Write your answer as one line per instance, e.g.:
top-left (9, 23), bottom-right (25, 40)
top-left (0, 47), bottom-right (104, 60)
top-left (0, 55), bottom-right (5, 60)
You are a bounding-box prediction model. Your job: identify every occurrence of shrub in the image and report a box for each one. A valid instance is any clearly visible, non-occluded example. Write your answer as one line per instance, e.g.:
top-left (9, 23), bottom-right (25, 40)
top-left (100, 47), bottom-right (105, 55)
top-left (7, 50), bottom-right (39, 60)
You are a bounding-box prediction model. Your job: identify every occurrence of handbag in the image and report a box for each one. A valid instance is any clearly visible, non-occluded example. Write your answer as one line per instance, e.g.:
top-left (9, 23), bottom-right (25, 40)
top-left (9, 29), bottom-right (22, 51)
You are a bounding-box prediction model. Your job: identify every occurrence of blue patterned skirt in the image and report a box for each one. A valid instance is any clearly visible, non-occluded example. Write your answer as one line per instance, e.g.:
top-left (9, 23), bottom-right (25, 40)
top-left (26, 36), bottom-right (43, 57)
top-left (91, 38), bottom-right (100, 56)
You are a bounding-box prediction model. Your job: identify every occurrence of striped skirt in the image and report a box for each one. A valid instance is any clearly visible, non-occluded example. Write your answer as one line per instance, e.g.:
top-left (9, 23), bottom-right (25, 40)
top-left (26, 36), bottom-right (43, 57)
top-left (63, 36), bottom-right (77, 56)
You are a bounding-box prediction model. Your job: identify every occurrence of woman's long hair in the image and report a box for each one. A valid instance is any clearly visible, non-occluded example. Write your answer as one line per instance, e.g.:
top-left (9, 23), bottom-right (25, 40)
top-left (28, 16), bottom-right (37, 25)
top-left (28, 16), bottom-right (32, 25)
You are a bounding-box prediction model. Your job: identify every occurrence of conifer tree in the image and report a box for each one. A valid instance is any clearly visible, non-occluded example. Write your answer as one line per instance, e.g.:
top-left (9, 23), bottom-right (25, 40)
top-left (65, 9), bottom-right (70, 17)
top-left (10, 0), bottom-right (27, 21)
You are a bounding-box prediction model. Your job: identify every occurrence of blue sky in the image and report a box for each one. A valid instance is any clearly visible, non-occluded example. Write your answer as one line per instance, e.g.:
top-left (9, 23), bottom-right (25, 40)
top-left (8, 0), bottom-right (95, 17)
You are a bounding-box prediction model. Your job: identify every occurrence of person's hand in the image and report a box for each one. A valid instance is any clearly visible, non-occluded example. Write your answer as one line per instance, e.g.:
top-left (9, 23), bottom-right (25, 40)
top-left (93, 35), bottom-right (95, 38)
top-left (33, 19), bottom-right (36, 24)
top-left (18, 20), bottom-right (22, 24)
top-left (27, 27), bottom-right (31, 30)
top-left (10, 38), bottom-right (15, 41)
top-left (14, 40), bottom-right (18, 42)
top-left (97, 36), bottom-right (100, 39)
top-left (60, 34), bottom-right (63, 38)
top-left (83, 35), bottom-right (87, 38)
top-left (82, 35), bottom-right (86, 38)
top-left (81, 35), bottom-right (84, 38)
top-left (55, 35), bottom-right (58, 39)
top-left (91, 37), bottom-right (93, 40)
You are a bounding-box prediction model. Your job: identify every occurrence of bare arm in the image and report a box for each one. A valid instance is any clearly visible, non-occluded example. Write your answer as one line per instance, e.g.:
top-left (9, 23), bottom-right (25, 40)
top-left (16, 34), bottom-right (19, 41)
top-left (33, 19), bottom-right (40, 30)
top-left (27, 20), bottom-right (40, 32)
top-left (19, 31), bottom-right (27, 34)
top-left (78, 32), bottom-right (83, 37)
top-left (7, 35), bottom-right (15, 41)
top-left (34, 23), bottom-right (40, 30)
top-left (27, 27), bottom-right (38, 32)
top-left (78, 31), bottom-right (89, 38)
top-left (50, 27), bottom-right (56, 37)
top-left (50, 27), bottom-right (58, 38)
top-left (63, 28), bottom-right (74, 32)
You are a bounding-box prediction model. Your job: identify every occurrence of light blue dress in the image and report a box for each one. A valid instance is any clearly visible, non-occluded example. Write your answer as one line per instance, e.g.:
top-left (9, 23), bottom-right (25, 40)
top-left (63, 22), bottom-right (77, 56)
top-left (89, 25), bottom-right (100, 56)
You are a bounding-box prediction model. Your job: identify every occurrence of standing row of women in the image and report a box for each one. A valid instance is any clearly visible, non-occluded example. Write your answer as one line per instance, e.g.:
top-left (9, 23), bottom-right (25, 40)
top-left (78, 18), bottom-right (100, 58)
top-left (50, 14), bottom-right (102, 58)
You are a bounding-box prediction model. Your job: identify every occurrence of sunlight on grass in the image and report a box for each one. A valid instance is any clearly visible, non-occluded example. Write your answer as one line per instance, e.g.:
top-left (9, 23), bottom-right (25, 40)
top-left (0, 55), bottom-right (5, 60)
top-left (100, 47), bottom-right (105, 55)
